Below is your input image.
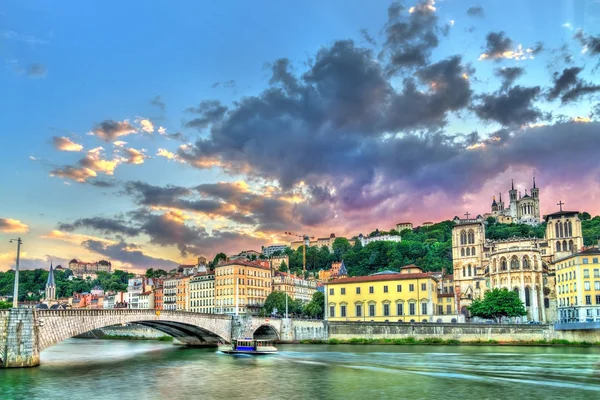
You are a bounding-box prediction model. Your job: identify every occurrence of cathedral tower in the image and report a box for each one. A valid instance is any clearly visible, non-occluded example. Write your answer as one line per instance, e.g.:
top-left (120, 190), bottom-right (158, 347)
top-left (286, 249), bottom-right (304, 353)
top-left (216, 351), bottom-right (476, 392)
top-left (509, 179), bottom-right (518, 218)
top-left (545, 202), bottom-right (584, 262)
top-left (45, 262), bottom-right (56, 302)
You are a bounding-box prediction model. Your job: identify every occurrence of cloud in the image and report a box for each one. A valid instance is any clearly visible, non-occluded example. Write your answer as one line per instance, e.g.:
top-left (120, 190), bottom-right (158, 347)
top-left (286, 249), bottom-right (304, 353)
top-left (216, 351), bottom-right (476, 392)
top-left (122, 147), bottom-right (148, 165)
top-left (52, 136), bottom-right (84, 152)
top-left (0, 218), bottom-right (29, 233)
top-left (466, 6), bottom-right (484, 17)
top-left (150, 95), bottom-right (165, 110)
top-left (78, 147), bottom-right (120, 175)
top-left (91, 120), bottom-right (137, 141)
top-left (574, 29), bottom-right (600, 57)
top-left (50, 165), bottom-right (97, 182)
top-left (137, 118), bottom-right (154, 133)
top-left (157, 148), bottom-right (178, 160)
top-left (472, 86), bottom-right (543, 126)
top-left (58, 217), bottom-right (140, 237)
top-left (495, 67), bottom-right (525, 90)
top-left (81, 239), bottom-right (178, 270)
top-left (113, 141), bottom-right (127, 147)
top-left (158, 126), bottom-right (166, 134)
top-left (27, 63), bottom-right (46, 78)
top-left (547, 67), bottom-right (600, 103)
top-left (360, 28), bottom-right (376, 46)
top-left (479, 31), bottom-right (542, 61)
top-left (184, 100), bottom-right (228, 130)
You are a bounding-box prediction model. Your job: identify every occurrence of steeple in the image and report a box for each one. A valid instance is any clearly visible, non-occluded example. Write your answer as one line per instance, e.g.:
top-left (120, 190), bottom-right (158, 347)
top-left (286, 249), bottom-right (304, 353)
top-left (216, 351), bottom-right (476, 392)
top-left (499, 192), bottom-right (502, 203)
top-left (512, 179), bottom-right (514, 190)
top-left (533, 176), bottom-right (536, 189)
top-left (45, 261), bottom-right (56, 301)
top-left (338, 260), bottom-right (348, 278)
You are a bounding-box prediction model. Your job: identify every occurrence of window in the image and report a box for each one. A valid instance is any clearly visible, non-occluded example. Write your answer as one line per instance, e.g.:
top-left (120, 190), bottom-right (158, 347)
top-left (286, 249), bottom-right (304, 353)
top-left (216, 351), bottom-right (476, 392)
top-left (421, 303), bottom-right (428, 315)
top-left (583, 259), bottom-right (589, 265)
top-left (594, 269), bottom-right (600, 278)
top-left (447, 304), bottom-right (452, 314)
top-left (409, 284), bottom-right (415, 292)
top-left (341, 288), bottom-right (346, 295)
top-left (397, 284), bottom-right (402, 292)
top-left (595, 281), bottom-right (600, 290)
top-left (475, 281), bottom-right (480, 289)
top-left (397, 303), bottom-right (404, 315)
top-left (409, 303), bottom-right (416, 315)
top-left (356, 287), bottom-right (361, 294)
top-left (438, 305), bottom-right (443, 314)
top-left (369, 304), bottom-right (375, 317)
top-left (596, 295), bottom-right (600, 305)
top-left (584, 269), bottom-right (590, 278)
top-left (329, 305), bottom-right (335, 318)
top-left (586, 295), bottom-right (592, 305)
top-left (356, 304), bottom-right (362, 317)
top-left (593, 258), bottom-right (599, 264)
top-left (329, 288), bottom-right (334, 295)
top-left (341, 305), bottom-right (347, 317)
top-left (384, 285), bottom-right (388, 293)
top-left (369, 286), bottom-right (374, 294)
top-left (421, 283), bottom-right (426, 291)
top-left (383, 303), bottom-right (390, 316)
top-left (585, 281), bottom-right (590, 291)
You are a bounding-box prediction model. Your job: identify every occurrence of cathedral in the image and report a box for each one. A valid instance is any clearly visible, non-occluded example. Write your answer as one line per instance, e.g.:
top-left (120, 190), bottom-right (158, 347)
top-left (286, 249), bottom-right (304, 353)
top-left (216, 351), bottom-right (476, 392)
top-left (453, 203), bottom-right (584, 323)
top-left (487, 178), bottom-right (541, 226)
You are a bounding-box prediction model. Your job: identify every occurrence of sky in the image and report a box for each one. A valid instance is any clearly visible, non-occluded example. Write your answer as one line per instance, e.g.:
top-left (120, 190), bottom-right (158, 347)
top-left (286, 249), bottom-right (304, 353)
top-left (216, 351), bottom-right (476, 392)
top-left (1, 0), bottom-right (600, 272)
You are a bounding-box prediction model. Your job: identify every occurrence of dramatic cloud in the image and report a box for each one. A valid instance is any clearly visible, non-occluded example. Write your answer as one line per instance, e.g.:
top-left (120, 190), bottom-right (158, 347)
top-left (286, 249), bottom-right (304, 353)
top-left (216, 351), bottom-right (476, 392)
top-left (495, 67), bottom-right (525, 90)
top-left (50, 147), bottom-right (128, 183)
top-left (150, 95), bottom-right (165, 110)
top-left (574, 30), bottom-right (600, 56)
top-left (547, 67), bottom-right (600, 104)
top-left (58, 217), bottom-right (140, 236)
top-left (466, 6), bottom-right (484, 17)
top-left (50, 165), bottom-right (97, 183)
top-left (0, 218), bottom-right (29, 233)
top-left (52, 136), bottom-right (83, 152)
top-left (473, 86), bottom-right (542, 126)
top-left (91, 120), bottom-right (137, 141)
top-left (82, 239), bottom-right (178, 270)
top-left (79, 147), bottom-right (120, 175)
top-left (479, 31), bottom-right (542, 61)
top-left (185, 100), bottom-right (228, 130)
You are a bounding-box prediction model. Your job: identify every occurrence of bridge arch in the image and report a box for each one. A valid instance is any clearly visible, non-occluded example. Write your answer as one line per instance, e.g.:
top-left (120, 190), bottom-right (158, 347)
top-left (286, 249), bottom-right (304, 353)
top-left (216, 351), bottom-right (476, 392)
top-left (36, 309), bottom-right (233, 351)
top-left (253, 324), bottom-right (280, 340)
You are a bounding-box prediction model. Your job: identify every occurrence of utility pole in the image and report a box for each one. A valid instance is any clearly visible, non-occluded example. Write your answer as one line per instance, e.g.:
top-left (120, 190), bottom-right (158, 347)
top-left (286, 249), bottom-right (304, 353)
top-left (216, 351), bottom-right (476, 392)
top-left (10, 238), bottom-right (22, 308)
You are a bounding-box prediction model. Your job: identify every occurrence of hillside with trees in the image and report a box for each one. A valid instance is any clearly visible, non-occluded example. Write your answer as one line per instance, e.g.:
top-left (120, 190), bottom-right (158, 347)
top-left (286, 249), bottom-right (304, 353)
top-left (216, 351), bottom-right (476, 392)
top-left (0, 269), bottom-right (133, 301)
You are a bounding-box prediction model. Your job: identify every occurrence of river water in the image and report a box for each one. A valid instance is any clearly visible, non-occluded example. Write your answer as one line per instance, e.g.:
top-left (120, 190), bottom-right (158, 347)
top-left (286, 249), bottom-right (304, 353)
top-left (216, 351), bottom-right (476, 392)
top-left (1, 339), bottom-right (600, 399)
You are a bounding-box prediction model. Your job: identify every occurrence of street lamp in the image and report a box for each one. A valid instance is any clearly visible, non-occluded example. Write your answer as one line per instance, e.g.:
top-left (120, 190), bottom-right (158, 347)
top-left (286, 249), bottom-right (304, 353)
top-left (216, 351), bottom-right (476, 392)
top-left (9, 238), bottom-right (22, 308)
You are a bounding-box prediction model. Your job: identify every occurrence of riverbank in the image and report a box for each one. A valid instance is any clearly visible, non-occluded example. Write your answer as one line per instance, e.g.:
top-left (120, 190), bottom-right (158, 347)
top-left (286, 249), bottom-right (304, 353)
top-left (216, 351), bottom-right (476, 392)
top-left (298, 337), bottom-right (600, 346)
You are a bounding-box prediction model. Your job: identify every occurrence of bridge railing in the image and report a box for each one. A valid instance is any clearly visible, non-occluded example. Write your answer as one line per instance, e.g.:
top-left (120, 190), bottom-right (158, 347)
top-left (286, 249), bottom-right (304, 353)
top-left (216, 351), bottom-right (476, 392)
top-left (34, 309), bottom-right (233, 319)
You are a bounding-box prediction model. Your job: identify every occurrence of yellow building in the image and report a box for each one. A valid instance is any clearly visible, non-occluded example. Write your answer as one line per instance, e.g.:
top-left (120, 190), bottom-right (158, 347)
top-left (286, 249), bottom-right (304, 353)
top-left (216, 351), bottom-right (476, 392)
top-left (272, 271), bottom-right (318, 303)
top-left (176, 276), bottom-right (190, 311)
top-left (556, 246), bottom-right (600, 323)
top-left (324, 266), bottom-right (443, 323)
top-left (215, 261), bottom-right (272, 315)
top-left (270, 255), bottom-right (289, 271)
top-left (395, 222), bottom-right (413, 232)
top-left (189, 272), bottom-right (215, 314)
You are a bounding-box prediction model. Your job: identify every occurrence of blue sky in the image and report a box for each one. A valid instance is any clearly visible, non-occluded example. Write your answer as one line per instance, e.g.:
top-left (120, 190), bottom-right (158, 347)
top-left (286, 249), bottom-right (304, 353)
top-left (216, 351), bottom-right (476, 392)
top-left (1, 0), bottom-right (599, 271)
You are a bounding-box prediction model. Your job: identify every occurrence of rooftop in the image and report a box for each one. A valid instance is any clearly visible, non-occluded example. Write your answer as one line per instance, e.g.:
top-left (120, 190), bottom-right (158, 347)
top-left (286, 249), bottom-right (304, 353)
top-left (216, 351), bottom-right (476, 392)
top-left (544, 210), bottom-right (579, 221)
top-left (326, 272), bottom-right (437, 285)
top-left (216, 260), bottom-right (272, 270)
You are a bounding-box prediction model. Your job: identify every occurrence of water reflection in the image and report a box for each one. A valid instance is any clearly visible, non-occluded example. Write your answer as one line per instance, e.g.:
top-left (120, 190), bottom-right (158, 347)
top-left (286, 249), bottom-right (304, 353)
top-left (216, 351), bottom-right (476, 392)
top-left (1, 340), bottom-right (599, 400)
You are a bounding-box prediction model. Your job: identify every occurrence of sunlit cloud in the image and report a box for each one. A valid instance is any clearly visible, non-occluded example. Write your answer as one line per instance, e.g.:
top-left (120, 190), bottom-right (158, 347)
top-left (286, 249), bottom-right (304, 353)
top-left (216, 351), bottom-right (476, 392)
top-left (79, 147), bottom-right (120, 175)
top-left (90, 120), bottom-right (137, 142)
top-left (466, 142), bottom-right (486, 150)
top-left (113, 141), bottom-right (127, 147)
top-left (157, 148), bottom-right (178, 160)
top-left (137, 118), bottom-right (155, 133)
top-left (121, 147), bottom-right (148, 165)
top-left (562, 22), bottom-right (573, 30)
top-left (0, 218), bottom-right (29, 233)
top-left (52, 136), bottom-right (83, 152)
top-left (158, 126), bottom-right (166, 135)
top-left (40, 230), bottom-right (114, 246)
top-left (573, 116), bottom-right (591, 123)
top-left (50, 166), bottom-right (97, 182)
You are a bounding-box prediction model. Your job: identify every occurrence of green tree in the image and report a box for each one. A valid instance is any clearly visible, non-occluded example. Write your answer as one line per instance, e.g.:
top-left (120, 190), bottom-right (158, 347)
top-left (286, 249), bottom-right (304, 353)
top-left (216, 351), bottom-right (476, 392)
top-left (0, 300), bottom-right (12, 309)
top-left (303, 291), bottom-right (324, 319)
top-left (210, 252), bottom-right (227, 269)
top-left (279, 260), bottom-right (288, 272)
top-left (263, 291), bottom-right (300, 316)
top-left (332, 237), bottom-right (351, 261)
top-left (468, 288), bottom-right (527, 322)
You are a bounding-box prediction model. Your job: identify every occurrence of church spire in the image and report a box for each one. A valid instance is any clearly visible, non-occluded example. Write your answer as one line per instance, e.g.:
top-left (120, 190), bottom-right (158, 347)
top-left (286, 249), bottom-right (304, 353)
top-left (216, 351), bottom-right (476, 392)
top-left (45, 261), bottom-right (56, 301)
top-left (511, 179), bottom-right (514, 190)
top-left (47, 261), bottom-right (55, 286)
top-left (533, 176), bottom-right (536, 189)
top-left (499, 192), bottom-right (502, 202)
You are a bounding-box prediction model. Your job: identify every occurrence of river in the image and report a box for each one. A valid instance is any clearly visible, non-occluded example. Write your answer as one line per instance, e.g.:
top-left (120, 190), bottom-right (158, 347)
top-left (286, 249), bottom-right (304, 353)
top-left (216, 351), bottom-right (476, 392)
top-left (1, 339), bottom-right (600, 399)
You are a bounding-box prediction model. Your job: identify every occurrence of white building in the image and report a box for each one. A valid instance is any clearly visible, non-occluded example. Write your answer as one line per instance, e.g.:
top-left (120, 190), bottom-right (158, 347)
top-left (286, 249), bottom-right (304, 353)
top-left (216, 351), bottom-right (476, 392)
top-left (138, 291), bottom-right (155, 310)
top-left (163, 278), bottom-right (178, 311)
top-left (127, 278), bottom-right (144, 309)
top-left (263, 244), bottom-right (288, 257)
top-left (189, 272), bottom-right (215, 314)
top-left (358, 233), bottom-right (402, 247)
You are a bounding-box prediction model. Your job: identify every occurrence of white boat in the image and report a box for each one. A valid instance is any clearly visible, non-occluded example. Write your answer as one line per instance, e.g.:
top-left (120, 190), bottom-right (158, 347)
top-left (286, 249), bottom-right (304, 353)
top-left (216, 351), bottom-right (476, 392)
top-left (218, 339), bottom-right (278, 355)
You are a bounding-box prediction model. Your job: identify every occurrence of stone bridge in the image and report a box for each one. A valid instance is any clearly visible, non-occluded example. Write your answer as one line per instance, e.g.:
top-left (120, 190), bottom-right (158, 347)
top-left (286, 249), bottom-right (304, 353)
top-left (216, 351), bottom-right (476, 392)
top-left (0, 309), bottom-right (327, 368)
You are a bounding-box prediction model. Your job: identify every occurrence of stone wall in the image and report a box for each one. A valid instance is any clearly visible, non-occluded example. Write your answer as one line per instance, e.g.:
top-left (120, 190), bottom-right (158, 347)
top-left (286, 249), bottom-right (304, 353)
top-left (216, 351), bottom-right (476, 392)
top-left (328, 322), bottom-right (550, 342)
top-left (289, 320), bottom-right (328, 342)
top-left (1, 309), bottom-right (40, 367)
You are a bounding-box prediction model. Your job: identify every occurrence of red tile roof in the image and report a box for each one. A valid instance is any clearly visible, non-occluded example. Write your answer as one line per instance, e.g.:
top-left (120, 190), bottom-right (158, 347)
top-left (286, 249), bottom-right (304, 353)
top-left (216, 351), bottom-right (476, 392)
top-left (326, 273), bottom-right (437, 285)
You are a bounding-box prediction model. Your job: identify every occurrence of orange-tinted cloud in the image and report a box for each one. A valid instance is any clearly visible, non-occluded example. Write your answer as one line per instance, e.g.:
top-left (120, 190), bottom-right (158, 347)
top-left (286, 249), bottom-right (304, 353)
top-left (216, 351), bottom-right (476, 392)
top-left (52, 136), bottom-right (83, 152)
top-left (0, 218), bottom-right (29, 233)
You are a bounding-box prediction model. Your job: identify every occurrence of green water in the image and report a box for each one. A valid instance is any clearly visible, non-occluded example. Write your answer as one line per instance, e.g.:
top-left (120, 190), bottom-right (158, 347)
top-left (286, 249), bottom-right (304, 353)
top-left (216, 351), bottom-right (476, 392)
top-left (1, 339), bottom-right (600, 399)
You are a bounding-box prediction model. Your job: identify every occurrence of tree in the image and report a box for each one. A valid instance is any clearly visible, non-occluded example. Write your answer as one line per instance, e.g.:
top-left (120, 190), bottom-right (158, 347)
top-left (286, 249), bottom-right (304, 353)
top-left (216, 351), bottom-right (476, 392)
top-left (279, 260), bottom-right (288, 272)
top-left (210, 252), bottom-right (227, 269)
top-left (332, 237), bottom-right (351, 261)
top-left (0, 300), bottom-right (11, 309)
top-left (263, 291), bottom-right (299, 316)
top-left (303, 291), bottom-right (324, 319)
top-left (468, 288), bottom-right (527, 322)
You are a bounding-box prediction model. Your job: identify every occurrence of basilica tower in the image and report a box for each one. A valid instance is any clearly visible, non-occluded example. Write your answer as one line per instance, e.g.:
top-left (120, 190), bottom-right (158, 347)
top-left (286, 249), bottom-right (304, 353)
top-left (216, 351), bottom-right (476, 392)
top-left (45, 262), bottom-right (56, 302)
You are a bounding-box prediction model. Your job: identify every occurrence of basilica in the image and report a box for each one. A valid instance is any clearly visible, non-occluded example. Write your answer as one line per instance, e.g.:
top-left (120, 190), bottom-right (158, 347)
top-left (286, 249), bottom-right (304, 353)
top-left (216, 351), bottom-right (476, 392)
top-left (453, 202), bottom-right (584, 323)
top-left (485, 178), bottom-right (541, 226)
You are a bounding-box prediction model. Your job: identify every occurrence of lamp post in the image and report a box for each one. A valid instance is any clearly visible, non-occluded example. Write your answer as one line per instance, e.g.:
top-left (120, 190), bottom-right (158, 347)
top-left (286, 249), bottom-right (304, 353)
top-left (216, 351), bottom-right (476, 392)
top-left (9, 238), bottom-right (22, 308)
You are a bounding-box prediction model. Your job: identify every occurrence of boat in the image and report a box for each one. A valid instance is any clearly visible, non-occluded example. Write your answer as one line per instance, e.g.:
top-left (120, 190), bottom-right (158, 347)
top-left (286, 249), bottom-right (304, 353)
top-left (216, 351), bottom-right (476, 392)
top-left (217, 338), bottom-right (278, 355)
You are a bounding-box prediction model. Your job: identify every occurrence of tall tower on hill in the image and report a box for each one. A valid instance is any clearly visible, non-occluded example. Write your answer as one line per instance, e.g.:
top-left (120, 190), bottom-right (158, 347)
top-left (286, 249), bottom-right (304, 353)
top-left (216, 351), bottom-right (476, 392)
top-left (45, 262), bottom-right (56, 301)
